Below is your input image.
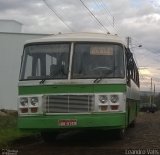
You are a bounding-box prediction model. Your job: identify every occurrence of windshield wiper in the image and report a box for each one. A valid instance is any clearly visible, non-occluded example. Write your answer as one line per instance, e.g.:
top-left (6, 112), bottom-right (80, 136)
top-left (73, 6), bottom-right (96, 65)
top-left (39, 79), bottom-right (46, 84)
top-left (94, 77), bottom-right (103, 83)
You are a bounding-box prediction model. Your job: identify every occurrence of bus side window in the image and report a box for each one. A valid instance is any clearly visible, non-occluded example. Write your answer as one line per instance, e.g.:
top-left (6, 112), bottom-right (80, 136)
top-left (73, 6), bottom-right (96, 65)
top-left (126, 49), bottom-right (134, 87)
top-left (126, 50), bottom-right (131, 86)
top-left (126, 49), bottom-right (140, 87)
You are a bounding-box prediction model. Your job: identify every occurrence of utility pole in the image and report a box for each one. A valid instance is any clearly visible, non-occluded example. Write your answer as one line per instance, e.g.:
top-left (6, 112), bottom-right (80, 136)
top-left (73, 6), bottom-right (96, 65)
top-left (153, 84), bottom-right (155, 105)
top-left (150, 78), bottom-right (152, 107)
top-left (127, 37), bottom-right (131, 48)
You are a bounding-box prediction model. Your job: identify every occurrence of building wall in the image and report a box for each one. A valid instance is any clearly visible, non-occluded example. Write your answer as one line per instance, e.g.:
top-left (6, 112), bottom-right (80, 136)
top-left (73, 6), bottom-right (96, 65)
top-left (0, 33), bottom-right (49, 110)
top-left (0, 20), bottom-right (22, 33)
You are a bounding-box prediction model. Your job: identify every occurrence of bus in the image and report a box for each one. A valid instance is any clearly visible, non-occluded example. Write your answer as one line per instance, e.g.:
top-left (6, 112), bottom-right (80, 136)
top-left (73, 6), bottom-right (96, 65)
top-left (18, 32), bottom-right (140, 141)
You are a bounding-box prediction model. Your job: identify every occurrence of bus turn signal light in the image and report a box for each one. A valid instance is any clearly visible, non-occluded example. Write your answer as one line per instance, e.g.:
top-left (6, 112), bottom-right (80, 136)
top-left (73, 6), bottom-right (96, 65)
top-left (100, 106), bottom-right (108, 111)
top-left (20, 108), bottom-right (28, 113)
top-left (110, 105), bottom-right (119, 110)
top-left (30, 107), bottom-right (38, 113)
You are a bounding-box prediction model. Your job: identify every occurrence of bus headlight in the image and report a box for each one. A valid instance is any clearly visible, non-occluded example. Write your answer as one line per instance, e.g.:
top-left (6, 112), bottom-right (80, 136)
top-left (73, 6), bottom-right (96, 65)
top-left (18, 95), bottom-right (43, 114)
top-left (110, 95), bottom-right (119, 103)
top-left (20, 97), bottom-right (28, 106)
top-left (30, 97), bottom-right (39, 106)
top-left (99, 95), bottom-right (108, 103)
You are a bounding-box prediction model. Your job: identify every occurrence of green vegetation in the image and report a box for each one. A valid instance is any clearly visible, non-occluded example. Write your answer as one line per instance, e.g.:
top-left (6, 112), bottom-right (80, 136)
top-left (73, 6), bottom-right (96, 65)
top-left (0, 113), bottom-right (31, 147)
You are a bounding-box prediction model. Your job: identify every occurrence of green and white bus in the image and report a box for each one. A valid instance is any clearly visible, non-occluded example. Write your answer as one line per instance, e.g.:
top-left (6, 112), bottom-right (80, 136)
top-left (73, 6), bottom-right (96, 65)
top-left (18, 33), bottom-right (140, 140)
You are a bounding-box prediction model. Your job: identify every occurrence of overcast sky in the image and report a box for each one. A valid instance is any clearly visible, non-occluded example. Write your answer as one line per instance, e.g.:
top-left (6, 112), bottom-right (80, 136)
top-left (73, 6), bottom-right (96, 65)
top-left (0, 0), bottom-right (160, 91)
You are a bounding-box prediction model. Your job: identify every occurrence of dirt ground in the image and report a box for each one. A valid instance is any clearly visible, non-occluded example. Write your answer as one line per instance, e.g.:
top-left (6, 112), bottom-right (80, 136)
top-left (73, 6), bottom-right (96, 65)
top-left (5, 111), bottom-right (160, 155)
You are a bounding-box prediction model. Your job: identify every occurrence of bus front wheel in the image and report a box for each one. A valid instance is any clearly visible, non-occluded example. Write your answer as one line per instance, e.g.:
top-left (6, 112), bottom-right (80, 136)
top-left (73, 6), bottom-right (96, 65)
top-left (41, 131), bottom-right (58, 143)
top-left (115, 128), bottom-right (126, 140)
top-left (129, 120), bottom-right (136, 128)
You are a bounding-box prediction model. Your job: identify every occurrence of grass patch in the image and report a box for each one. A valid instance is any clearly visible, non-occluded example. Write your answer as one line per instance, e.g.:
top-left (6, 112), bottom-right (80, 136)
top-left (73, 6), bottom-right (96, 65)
top-left (0, 114), bottom-right (33, 147)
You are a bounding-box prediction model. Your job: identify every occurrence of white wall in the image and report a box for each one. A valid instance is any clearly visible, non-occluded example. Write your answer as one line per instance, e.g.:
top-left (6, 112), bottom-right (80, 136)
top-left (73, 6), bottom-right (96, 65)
top-left (0, 20), bottom-right (22, 33)
top-left (0, 33), bottom-right (49, 110)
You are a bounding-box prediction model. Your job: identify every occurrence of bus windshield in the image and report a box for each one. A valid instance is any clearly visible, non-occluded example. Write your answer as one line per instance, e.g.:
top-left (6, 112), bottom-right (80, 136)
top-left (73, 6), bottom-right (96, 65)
top-left (71, 43), bottom-right (124, 79)
top-left (20, 42), bottom-right (124, 81)
top-left (20, 43), bottom-right (70, 80)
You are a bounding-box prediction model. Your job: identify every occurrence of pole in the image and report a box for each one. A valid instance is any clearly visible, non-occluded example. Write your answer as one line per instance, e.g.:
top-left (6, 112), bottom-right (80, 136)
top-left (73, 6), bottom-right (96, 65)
top-left (153, 84), bottom-right (155, 105)
top-left (127, 37), bottom-right (130, 48)
top-left (150, 78), bottom-right (152, 107)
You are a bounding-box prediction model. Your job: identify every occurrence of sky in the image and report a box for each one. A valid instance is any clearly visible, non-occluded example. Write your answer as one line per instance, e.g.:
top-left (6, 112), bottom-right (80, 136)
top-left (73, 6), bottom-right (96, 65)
top-left (0, 0), bottom-right (160, 92)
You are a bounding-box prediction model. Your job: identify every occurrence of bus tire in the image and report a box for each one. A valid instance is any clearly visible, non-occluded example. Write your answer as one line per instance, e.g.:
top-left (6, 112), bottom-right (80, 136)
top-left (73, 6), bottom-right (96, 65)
top-left (129, 120), bottom-right (136, 128)
top-left (41, 131), bottom-right (58, 143)
top-left (115, 128), bottom-right (126, 140)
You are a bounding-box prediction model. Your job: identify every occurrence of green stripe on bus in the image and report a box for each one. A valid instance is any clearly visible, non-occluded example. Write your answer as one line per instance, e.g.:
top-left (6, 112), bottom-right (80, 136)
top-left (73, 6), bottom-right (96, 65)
top-left (18, 112), bottom-right (126, 129)
top-left (18, 84), bottom-right (126, 95)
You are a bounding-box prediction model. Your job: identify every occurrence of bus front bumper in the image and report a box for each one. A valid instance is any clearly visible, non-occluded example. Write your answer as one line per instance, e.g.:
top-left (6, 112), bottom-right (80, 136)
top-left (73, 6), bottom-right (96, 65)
top-left (18, 112), bottom-right (126, 131)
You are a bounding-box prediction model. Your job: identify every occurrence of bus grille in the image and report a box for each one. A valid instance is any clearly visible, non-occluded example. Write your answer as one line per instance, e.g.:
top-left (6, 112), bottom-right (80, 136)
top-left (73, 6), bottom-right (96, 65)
top-left (44, 95), bottom-right (94, 113)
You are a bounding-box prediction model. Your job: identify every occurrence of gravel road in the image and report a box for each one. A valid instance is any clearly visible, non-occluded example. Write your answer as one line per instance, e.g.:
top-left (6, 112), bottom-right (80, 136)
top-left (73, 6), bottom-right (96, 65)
top-left (7, 111), bottom-right (160, 155)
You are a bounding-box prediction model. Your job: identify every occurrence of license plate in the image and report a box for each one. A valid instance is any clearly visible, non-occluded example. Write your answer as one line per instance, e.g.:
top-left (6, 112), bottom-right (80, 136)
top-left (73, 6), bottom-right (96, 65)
top-left (58, 119), bottom-right (77, 126)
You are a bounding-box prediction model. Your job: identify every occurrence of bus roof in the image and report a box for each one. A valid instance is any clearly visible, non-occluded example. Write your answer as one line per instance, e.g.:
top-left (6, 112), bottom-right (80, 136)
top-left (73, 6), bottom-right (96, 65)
top-left (25, 32), bottom-right (127, 46)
